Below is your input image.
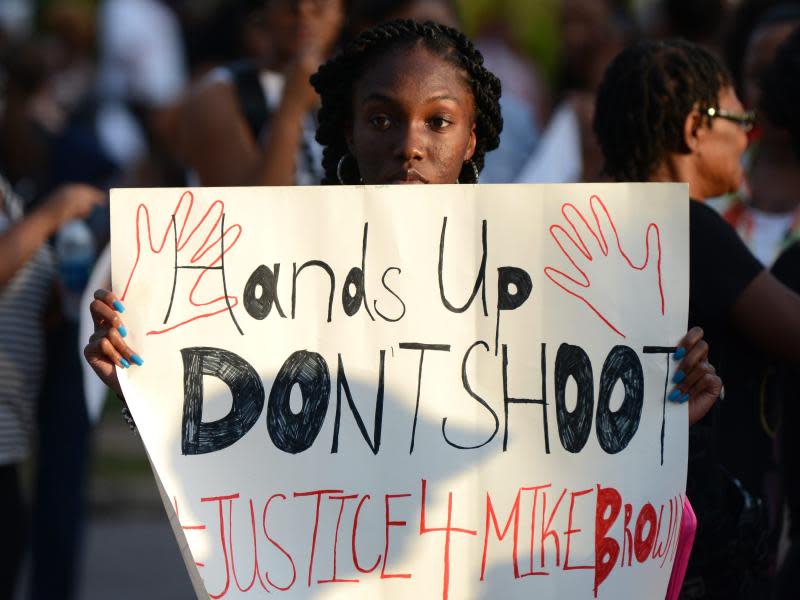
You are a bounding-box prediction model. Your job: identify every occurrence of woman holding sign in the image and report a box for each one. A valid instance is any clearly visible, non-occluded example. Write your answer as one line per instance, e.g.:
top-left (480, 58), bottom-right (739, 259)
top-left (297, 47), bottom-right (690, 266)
top-left (593, 39), bottom-right (800, 599)
top-left (86, 26), bottom-right (720, 428)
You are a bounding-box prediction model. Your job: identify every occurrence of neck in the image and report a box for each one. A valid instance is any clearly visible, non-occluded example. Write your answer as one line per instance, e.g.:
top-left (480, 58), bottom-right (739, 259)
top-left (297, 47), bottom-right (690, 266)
top-left (651, 154), bottom-right (708, 200)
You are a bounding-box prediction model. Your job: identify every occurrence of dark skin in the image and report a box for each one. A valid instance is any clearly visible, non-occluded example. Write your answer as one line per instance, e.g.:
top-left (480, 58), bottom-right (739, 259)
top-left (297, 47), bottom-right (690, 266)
top-left (178, 0), bottom-right (344, 186)
top-left (346, 45), bottom-right (476, 184)
top-left (85, 43), bottom-right (720, 425)
top-left (652, 87), bottom-right (800, 364)
top-left (0, 184), bottom-right (105, 287)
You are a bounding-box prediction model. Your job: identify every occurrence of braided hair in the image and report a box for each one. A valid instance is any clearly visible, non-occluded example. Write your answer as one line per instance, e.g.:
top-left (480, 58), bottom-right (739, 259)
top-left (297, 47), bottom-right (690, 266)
top-left (593, 39), bottom-right (732, 182)
top-left (310, 19), bottom-right (503, 184)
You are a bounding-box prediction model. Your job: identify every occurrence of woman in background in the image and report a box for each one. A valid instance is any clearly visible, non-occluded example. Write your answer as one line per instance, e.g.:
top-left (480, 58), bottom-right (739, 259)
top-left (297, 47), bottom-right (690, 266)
top-left (593, 38), bottom-right (800, 598)
top-left (760, 24), bottom-right (800, 600)
top-left (0, 177), bottom-right (103, 599)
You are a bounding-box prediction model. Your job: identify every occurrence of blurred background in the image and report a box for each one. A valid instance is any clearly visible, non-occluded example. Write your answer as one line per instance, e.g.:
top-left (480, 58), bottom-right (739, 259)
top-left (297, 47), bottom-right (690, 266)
top-left (1, 0), bottom-right (798, 598)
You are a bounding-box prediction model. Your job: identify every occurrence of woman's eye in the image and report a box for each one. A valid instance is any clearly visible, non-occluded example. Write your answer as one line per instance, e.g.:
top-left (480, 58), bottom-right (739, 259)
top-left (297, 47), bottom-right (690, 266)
top-left (429, 116), bottom-right (453, 130)
top-left (369, 115), bottom-right (391, 130)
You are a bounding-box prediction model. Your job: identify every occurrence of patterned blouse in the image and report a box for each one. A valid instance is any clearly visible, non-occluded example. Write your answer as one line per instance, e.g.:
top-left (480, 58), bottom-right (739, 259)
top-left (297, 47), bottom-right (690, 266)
top-left (0, 175), bottom-right (56, 464)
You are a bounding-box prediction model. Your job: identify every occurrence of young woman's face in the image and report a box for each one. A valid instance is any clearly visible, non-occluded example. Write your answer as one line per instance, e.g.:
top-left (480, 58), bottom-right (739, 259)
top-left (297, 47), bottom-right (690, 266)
top-left (347, 44), bottom-right (477, 184)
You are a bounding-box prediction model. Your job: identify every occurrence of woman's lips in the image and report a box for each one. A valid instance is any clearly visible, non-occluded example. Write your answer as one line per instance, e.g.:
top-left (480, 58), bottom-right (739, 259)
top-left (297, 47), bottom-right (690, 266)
top-left (387, 169), bottom-right (429, 184)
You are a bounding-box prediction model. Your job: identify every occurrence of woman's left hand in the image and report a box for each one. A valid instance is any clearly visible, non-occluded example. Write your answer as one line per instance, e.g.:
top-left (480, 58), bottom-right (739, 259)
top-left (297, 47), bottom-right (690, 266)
top-left (670, 326), bottom-right (723, 425)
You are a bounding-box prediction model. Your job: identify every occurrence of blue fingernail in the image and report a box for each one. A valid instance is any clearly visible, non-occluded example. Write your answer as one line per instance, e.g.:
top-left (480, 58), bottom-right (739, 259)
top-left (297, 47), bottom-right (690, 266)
top-left (668, 388), bottom-right (682, 402)
top-left (120, 358), bottom-right (131, 368)
top-left (673, 347), bottom-right (686, 360)
top-left (118, 325), bottom-right (127, 338)
top-left (680, 393), bottom-right (690, 404)
top-left (131, 354), bottom-right (144, 366)
top-left (672, 370), bottom-right (685, 384)
top-left (113, 300), bottom-right (125, 313)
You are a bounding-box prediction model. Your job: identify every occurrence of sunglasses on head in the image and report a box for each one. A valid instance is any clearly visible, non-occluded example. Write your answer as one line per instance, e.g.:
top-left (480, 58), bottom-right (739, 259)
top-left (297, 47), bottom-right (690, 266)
top-left (705, 107), bottom-right (756, 132)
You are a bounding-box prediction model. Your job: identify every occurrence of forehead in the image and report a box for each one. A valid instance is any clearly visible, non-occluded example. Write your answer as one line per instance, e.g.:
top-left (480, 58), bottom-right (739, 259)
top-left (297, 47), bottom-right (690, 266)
top-left (353, 43), bottom-right (474, 107)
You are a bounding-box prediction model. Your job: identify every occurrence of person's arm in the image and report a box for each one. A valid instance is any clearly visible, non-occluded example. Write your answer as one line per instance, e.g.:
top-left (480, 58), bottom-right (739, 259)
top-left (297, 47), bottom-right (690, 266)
top-left (179, 78), bottom-right (266, 186)
top-left (253, 58), bottom-right (322, 185)
top-left (180, 1), bottom-right (343, 186)
top-left (690, 201), bottom-right (800, 365)
top-left (179, 62), bottom-right (319, 186)
top-left (0, 184), bottom-right (105, 287)
top-left (731, 269), bottom-right (800, 364)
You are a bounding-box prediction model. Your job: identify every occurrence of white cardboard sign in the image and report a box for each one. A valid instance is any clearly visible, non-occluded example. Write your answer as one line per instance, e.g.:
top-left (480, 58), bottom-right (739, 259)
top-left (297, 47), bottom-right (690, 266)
top-left (111, 183), bottom-right (689, 599)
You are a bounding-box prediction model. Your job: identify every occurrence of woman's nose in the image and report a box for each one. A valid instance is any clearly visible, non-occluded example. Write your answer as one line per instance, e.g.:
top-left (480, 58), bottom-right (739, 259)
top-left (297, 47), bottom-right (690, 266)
top-left (394, 124), bottom-right (425, 161)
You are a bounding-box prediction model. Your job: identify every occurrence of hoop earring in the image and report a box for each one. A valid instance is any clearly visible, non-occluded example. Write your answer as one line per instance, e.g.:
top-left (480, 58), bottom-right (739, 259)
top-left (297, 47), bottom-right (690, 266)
top-left (337, 154), bottom-right (363, 184)
top-left (337, 154), bottom-right (349, 184)
top-left (458, 159), bottom-right (480, 184)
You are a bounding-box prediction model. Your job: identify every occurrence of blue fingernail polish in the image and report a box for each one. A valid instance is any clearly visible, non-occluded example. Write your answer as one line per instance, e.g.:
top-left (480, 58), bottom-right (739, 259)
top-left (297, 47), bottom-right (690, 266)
top-left (680, 393), bottom-right (690, 404)
top-left (120, 358), bottom-right (131, 368)
top-left (673, 347), bottom-right (686, 360)
top-left (668, 388), bottom-right (682, 402)
top-left (131, 354), bottom-right (144, 366)
top-left (113, 300), bottom-right (126, 313)
top-left (118, 325), bottom-right (127, 338)
top-left (672, 370), bottom-right (685, 384)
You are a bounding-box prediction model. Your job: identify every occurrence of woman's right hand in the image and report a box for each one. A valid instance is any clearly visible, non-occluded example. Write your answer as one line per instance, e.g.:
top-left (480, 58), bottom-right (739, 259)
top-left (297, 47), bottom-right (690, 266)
top-left (41, 183), bottom-right (106, 229)
top-left (1, 184), bottom-right (105, 289)
top-left (289, 0), bottom-right (345, 110)
top-left (83, 289), bottom-right (143, 399)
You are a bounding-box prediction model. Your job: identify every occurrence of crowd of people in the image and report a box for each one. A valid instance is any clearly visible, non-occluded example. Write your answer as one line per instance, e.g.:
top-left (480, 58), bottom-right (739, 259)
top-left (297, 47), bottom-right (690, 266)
top-left (2, 1), bottom-right (800, 599)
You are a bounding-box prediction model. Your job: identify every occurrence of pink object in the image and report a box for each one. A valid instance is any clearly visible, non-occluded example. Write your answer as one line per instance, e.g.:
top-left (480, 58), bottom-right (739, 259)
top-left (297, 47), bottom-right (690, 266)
top-left (666, 497), bottom-right (697, 600)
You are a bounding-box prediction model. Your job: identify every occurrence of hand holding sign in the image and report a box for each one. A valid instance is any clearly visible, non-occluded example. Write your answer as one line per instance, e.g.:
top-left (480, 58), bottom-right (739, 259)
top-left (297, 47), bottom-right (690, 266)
top-left (544, 195), bottom-right (664, 338)
top-left (84, 289), bottom-right (138, 398)
top-left (118, 191), bottom-right (243, 335)
top-left (102, 184), bottom-right (693, 599)
top-left (672, 327), bottom-right (722, 425)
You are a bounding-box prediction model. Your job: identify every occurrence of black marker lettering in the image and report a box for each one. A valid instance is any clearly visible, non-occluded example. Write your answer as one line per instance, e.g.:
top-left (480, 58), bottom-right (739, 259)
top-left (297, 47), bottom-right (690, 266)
top-left (374, 267), bottom-right (406, 322)
top-left (596, 346), bottom-right (644, 454)
top-left (399, 343), bottom-right (451, 453)
top-left (643, 346), bottom-right (677, 466)
top-left (267, 351), bottom-right (330, 454)
top-left (503, 343), bottom-right (550, 453)
top-left (342, 223), bottom-right (375, 320)
top-left (243, 264), bottom-right (286, 320)
top-left (181, 347), bottom-right (264, 455)
top-left (438, 217), bottom-right (488, 315)
top-left (331, 351), bottom-right (385, 454)
top-left (292, 261), bottom-right (335, 322)
top-left (442, 341), bottom-right (499, 449)
top-left (554, 343), bottom-right (594, 453)
top-left (494, 266), bottom-right (533, 355)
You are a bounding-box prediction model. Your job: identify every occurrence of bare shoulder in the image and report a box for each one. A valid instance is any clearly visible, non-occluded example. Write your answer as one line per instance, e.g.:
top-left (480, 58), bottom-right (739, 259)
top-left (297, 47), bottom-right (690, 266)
top-left (181, 73), bottom-right (240, 127)
top-left (177, 70), bottom-right (260, 185)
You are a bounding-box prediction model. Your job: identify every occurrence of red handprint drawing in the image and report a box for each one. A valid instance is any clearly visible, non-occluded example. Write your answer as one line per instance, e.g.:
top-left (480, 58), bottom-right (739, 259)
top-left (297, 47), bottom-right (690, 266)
top-left (120, 190), bottom-right (243, 335)
top-left (543, 194), bottom-right (664, 338)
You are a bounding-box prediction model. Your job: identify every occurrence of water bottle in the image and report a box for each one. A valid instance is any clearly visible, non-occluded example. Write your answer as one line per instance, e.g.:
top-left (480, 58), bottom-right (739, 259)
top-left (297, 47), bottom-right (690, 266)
top-left (55, 219), bottom-right (96, 321)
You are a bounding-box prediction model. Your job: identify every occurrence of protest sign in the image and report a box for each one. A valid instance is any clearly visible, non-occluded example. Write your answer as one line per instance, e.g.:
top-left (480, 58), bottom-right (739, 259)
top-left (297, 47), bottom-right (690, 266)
top-left (111, 183), bottom-right (689, 599)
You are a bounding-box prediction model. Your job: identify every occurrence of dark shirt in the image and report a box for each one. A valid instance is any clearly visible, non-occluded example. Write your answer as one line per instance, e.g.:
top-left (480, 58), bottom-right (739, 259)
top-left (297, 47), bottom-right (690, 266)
top-left (772, 242), bottom-right (800, 540)
top-left (773, 240), bottom-right (800, 288)
top-left (683, 200), bottom-right (770, 598)
top-left (687, 200), bottom-right (765, 494)
top-left (688, 200), bottom-right (763, 339)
